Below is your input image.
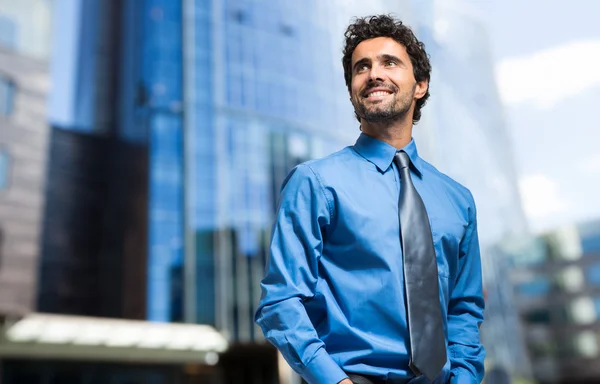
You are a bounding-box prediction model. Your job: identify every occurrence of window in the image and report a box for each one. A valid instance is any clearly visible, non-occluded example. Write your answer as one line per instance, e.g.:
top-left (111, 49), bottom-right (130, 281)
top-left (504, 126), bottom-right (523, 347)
top-left (587, 263), bottom-right (600, 285)
top-left (516, 277), bottom-right (551, 298)
top-left (0, 228), bottom-right (3, 270)
top-left (523, 308), bottom-right (551, 325)
top-left (0, 149), bottom-right (9, 191)
top-left (0, 15), bottom-right (17, 50)
top-left (0, 73), bottom-right (15, 117)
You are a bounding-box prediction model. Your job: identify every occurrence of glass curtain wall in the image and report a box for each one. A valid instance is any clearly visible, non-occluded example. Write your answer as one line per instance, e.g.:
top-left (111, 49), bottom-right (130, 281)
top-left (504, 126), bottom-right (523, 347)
top-left (180, 0), bottom-right (414, 341)
top-left (141, 0), bottom-right (186, 322)
top-left (414, 1), bottom-right (532, 379)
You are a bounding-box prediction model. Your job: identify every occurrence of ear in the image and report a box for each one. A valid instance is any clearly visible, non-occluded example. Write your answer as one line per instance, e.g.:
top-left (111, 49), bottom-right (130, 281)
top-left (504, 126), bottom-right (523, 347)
top-left (414, 80), bottom-right (428, 100)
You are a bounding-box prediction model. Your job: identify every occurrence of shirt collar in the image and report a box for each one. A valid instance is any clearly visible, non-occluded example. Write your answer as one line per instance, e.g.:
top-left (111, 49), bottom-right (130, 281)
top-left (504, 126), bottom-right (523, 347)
top-left (353, 133), bottom-right (424, 177)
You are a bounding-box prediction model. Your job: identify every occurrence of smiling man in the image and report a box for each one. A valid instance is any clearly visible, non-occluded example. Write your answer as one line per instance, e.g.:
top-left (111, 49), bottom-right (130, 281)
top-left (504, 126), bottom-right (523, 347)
top-left (255, 15), bottom-right (485, 384)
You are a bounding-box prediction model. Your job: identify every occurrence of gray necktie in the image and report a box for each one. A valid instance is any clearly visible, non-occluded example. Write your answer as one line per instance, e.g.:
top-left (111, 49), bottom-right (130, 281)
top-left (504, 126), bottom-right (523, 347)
top-left (394, 151), bottom-right (447, 381)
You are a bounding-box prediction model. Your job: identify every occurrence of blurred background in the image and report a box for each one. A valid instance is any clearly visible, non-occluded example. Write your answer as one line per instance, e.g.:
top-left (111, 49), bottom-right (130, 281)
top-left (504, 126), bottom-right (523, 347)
top-left (0, 0), bottom-right (599, 383)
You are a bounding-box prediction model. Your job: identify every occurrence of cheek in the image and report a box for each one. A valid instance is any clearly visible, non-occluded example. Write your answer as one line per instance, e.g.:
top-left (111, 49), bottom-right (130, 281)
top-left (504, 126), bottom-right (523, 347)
top-left (350, 78), bottom-right (364, 98)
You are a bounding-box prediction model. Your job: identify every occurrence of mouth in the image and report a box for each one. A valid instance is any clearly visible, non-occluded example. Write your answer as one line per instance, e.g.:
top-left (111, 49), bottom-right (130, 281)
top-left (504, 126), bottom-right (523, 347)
top-left (363, 88), bottom-right (394, 99)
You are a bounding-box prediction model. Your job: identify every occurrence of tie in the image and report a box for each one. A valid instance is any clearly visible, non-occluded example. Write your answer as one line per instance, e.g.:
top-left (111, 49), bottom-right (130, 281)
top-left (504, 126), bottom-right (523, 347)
top-left (394, 151), bottom-right (447, 381)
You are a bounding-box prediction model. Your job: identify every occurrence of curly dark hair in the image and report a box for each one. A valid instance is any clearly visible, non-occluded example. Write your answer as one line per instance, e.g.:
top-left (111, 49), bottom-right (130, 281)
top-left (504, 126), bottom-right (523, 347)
top-left (342, 15), bottom-right (431, 124)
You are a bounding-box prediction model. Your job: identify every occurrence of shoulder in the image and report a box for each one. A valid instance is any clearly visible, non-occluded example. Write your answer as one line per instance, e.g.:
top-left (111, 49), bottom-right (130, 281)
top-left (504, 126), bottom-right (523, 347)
top-left (303, 146), bottom-right (355, 172)
top-left (281, 147), bottom-right (353, 188)
top-left (285, 146), bottom-right (356, 182)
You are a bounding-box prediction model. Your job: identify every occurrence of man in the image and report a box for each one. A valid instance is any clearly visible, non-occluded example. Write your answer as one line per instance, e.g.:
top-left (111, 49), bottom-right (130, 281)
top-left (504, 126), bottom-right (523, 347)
top-left (255, 15), bottom-right (485, 384)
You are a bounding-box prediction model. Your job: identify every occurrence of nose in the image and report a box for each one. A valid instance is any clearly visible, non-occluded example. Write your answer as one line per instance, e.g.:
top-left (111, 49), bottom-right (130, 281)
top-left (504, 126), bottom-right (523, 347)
top-left (368, 63), bottom-right (385, 82)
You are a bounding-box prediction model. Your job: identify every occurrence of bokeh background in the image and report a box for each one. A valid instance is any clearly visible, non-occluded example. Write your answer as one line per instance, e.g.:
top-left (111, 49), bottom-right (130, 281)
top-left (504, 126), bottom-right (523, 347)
top-left (0, 0), bottom-right (599, 383)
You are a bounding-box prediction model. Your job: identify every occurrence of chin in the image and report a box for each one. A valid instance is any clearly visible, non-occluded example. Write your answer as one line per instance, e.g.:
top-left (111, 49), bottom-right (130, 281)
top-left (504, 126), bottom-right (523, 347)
top-left (366, 107), bottom-right (391, 115)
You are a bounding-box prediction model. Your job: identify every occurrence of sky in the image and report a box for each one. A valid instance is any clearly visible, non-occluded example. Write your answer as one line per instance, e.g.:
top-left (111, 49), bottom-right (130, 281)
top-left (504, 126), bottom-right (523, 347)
top-left (474, 0), bottom-right (600, 233)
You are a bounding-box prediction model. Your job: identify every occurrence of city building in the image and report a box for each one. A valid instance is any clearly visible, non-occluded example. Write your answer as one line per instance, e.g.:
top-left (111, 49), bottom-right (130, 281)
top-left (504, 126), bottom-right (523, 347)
top-left (411, 1), bottom-right (533, 380)
top-left (505, 219), bottom-right (600, 384)
top-left (1, 1), bottom-right (227, 383)
top-left (0, 0), bottom-right (535, 382)
top-left (2, 0), bottom-right (415, 382)
top-left (176, 0), bottom-right (415, 339)
top-left (0, 0), bottom-right (52, 325)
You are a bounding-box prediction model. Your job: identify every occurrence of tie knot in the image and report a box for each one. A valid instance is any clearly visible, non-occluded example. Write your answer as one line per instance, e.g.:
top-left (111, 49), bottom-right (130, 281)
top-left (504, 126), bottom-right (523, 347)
top-left (394, 151), bottom-right (411, 170)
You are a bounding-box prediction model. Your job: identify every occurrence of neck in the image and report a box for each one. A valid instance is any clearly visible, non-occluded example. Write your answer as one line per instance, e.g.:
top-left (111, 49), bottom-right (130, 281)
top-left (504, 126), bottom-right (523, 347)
top-left (360, 115), bottom-right (413, 149)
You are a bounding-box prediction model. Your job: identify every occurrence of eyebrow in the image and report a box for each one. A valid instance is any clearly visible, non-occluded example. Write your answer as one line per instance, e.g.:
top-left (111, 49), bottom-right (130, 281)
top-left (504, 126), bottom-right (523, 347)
top-left (352, 54), bottom-right (405, 72)
top-left (353, 58), bottom-right (371, 72)
top-left (378, 54), bottom-right (403, 64)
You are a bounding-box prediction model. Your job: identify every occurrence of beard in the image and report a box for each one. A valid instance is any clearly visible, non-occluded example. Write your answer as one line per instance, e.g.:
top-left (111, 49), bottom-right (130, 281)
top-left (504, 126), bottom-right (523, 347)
top-left (352, 82), bottom-right (416, 123)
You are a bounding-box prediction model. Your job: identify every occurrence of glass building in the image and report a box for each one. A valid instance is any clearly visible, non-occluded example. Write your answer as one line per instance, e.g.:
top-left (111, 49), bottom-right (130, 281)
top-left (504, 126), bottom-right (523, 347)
top-left (171, 0), bottom-right (416, 341)
top-left (412, 1), bottom-right (532, 381)
top-left (1, 0), bottom-right (534, 382)
top-left (133, 0), bottom-right (419, 338)
top-left (504, 219), bottom-right (600, 384)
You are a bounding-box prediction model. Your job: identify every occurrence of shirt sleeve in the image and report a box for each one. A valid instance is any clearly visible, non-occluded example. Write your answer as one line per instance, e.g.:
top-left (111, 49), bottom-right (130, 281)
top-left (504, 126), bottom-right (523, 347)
top-left (254, 164), bottom-right (348, 384)
top-left (448, 192), bottom-right (486, 384)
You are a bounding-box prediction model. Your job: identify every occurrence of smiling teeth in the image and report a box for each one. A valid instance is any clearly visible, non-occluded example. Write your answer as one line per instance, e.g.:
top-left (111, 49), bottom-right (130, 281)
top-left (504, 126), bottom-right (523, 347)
top-left (368, 91), bottom-right (391, 97)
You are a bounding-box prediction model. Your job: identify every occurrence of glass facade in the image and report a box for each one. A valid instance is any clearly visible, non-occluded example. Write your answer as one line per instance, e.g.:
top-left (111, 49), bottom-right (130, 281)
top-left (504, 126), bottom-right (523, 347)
top-left (410, 3), bottom-right (532, 380)
top-left (505, 219), bottom-right (600, 382)
top-left (139, 0), bottom-right (418, 339)
top-left (143, 1), bottom-right (532, 361)
top-left (31, 1), bottom-right (535, 382)
top-left (423, 3), bottom-right (527, 244)
top-left (141, 0), bottom-right (186, 323)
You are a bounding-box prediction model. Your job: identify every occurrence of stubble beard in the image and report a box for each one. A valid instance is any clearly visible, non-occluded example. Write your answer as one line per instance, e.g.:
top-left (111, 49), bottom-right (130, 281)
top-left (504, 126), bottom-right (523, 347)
top-left (353, 83), bottom-right (416, 123)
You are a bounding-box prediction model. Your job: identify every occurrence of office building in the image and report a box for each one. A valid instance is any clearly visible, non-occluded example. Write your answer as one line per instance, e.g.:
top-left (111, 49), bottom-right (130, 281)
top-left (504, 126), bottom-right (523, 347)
top-left (0, 0), bottom-right (533, 382)
top-left (1, 1), bottom-right (227, 383)
top-left (412, 1), bottom-right (532, 380)
top-left (0, 0), bottom-right (52, 322)
top-left (505, 219), bottom-right (600, 384)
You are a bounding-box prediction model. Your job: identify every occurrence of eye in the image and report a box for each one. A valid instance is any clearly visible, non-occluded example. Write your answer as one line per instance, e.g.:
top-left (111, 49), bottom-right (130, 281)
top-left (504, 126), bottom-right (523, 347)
top-left (356, 64), bottom-right (369, 73)
top-left (385, 60), bottom-right (397, 67)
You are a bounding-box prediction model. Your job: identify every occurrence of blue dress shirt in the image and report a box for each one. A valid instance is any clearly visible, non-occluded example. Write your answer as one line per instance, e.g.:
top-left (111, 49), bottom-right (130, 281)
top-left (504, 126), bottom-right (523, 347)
top-left (255, 133), bottom-right (485, 384)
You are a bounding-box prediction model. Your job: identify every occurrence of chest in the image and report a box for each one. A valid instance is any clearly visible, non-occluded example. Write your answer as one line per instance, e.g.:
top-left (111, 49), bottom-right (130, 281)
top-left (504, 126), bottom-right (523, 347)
top-left (324, 168), bottom-right (467, 279)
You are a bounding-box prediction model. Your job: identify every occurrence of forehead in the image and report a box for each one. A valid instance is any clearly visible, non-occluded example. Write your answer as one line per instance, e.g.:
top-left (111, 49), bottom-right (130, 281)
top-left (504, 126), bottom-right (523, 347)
top-left (351, 37), bottom-right (409, 64)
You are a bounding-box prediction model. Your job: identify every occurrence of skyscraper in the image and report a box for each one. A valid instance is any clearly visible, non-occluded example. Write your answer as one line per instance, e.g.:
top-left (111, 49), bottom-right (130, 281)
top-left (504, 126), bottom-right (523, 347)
top-left (1, 0), bottom-right (533, 382)
top-left (173, 0), bottom-right (416, 343)
top-left (2, 1), bottom-right (226, 382)
top-left (411, 1), bottom-right (532, 380)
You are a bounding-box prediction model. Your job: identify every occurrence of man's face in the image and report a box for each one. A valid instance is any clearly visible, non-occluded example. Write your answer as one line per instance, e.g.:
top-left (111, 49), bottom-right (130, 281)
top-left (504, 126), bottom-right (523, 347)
top-left (349, 37), bottom-right (426, 123)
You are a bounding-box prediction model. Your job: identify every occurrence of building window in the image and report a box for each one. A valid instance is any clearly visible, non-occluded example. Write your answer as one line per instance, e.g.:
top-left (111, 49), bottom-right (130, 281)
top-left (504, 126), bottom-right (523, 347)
top-left (587, 263), bottom-right (600, 285)
top-left (523, 308), bottom-right (551, 325)
top-left (0, 228), bottom-right (3, 270)
top-left (0, 149), bottom-right (10, 191)
top-left (0, 15), bottom-right (17, 50)
top-left (516, 277), bottom-right (551, 298)
top-left (0, 73), bottom-right (16, 117)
